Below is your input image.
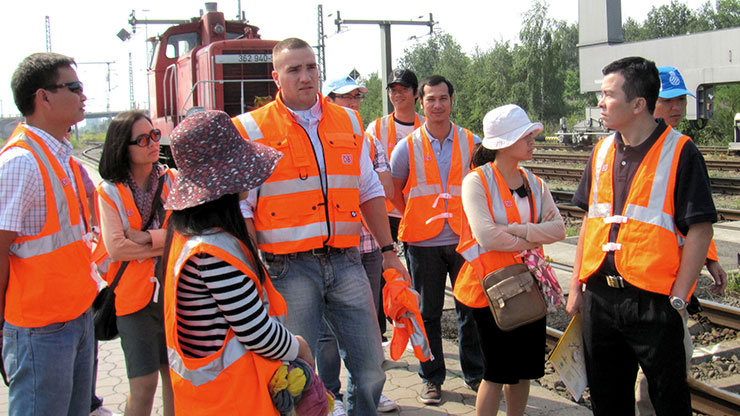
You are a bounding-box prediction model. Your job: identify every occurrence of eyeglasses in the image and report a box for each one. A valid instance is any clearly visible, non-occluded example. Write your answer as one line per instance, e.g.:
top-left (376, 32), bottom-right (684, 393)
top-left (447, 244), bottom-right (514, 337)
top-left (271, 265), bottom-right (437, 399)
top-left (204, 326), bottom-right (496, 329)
top-left (129, 129), bottom-right (162, 147)
top-left (335, 93), bottom-right (365, 101)
top-left (43, 81), bottom-right (84, 95)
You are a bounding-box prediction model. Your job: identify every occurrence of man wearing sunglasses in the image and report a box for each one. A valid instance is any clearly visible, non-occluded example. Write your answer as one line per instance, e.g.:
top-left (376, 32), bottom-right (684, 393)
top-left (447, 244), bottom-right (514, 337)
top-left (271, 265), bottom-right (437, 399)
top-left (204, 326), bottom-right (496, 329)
top-left (0, 52), bottom-right (98, 415)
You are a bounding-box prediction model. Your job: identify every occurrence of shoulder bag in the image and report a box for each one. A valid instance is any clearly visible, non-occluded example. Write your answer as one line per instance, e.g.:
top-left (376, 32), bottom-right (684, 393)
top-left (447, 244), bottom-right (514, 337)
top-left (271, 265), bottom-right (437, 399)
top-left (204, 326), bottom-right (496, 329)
top-left (92, 175), bottom-right (166, 341)
top-left (478, 172), bottom-right (547, 331)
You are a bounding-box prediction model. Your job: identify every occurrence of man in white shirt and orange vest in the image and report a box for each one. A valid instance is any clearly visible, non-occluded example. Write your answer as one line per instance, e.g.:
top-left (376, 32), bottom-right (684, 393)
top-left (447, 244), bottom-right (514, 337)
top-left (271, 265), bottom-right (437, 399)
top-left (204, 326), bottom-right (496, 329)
top-left (232, 38), bottom-right (409, 416)
top-left (0, 52), bottom-right (98, 415)
top-left (389, 75), bottom-right (484, 405)
top-left (566, 57), bottom-right (715, 415)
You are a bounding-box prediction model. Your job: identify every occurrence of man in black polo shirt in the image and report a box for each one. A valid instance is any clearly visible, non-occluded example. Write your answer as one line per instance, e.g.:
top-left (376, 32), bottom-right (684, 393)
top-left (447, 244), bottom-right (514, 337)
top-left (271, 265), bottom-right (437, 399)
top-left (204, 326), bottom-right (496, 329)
top-left (565, 56), bottom-right (716, 415)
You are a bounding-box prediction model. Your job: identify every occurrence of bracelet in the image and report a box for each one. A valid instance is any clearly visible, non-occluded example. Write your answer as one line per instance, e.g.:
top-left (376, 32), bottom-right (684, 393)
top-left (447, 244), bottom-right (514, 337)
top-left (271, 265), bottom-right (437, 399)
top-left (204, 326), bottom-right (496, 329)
top-left (380, 244), bottom-right (396, 253)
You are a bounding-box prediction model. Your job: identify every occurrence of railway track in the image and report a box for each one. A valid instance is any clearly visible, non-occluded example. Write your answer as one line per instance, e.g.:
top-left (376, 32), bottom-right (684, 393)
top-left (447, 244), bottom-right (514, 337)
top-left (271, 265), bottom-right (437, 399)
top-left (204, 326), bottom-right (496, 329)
top-left (536, 143), bottom-right (736, 155)
top-left (525, 165), bottom-right (740, 195)
top-left (545, 260), bottom-right (740, 414)
top-left (533, 151), bottom-right (740, 172)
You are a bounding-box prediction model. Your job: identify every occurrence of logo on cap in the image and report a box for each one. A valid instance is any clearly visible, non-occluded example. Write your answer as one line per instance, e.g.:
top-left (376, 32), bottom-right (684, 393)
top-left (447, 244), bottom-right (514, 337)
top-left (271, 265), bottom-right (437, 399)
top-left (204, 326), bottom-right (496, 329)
top-left (669, 71), bottom-right (681, 86)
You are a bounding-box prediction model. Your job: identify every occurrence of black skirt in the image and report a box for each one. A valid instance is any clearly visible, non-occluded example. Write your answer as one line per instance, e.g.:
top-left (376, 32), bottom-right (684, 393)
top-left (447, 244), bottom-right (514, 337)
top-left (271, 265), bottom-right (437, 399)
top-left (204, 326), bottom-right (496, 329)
top-left (471, 306), bottom-right (546, 384)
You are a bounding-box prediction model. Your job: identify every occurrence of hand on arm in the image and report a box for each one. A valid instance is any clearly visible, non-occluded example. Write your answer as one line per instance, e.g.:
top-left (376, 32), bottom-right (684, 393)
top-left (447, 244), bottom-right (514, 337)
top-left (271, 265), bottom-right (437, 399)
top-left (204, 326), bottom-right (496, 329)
top-left (565, 213), bottom-right (588, 316)
top-left (360, 196), bottom-right (411, 282)
top-left (295, 335), bottom-right (314, 367)
top-left (125, 228), bottom-right (153, 245)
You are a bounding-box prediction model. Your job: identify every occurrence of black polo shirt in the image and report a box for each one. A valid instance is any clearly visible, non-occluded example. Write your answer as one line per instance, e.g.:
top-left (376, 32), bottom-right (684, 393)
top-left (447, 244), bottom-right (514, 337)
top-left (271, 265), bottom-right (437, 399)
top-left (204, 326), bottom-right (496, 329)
top-left (572, 119), bottom-right (717, 278)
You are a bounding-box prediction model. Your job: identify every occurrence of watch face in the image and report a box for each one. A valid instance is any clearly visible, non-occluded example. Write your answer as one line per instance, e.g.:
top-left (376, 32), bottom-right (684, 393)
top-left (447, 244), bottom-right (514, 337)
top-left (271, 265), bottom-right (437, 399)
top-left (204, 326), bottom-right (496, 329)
top-left (671, 297), bottom-right (686, 310)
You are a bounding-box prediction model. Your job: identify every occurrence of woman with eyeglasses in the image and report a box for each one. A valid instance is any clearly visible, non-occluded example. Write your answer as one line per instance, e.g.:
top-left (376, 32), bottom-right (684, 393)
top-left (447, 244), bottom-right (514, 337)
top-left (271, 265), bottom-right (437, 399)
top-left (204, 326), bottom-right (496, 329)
top-left (98, 110), bottom-right (175, 416)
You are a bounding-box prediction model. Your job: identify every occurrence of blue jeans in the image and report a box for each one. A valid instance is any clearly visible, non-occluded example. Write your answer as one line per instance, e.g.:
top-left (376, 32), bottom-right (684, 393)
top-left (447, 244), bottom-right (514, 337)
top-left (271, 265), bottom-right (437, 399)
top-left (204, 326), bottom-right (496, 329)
top-left (406, 244), bottom-right (485, 386)
top-left (264, 248), bottom-right (385, 416)
top-left (317, 249), bottom-right (384, 400)
top-left (3, 309), bottom-right (94, 416)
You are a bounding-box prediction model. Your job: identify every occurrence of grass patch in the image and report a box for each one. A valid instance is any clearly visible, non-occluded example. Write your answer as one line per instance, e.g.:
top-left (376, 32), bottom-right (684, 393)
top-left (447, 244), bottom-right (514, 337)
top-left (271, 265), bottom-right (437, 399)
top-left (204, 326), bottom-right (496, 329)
top-left (727, 269), bottom-right (740, 294)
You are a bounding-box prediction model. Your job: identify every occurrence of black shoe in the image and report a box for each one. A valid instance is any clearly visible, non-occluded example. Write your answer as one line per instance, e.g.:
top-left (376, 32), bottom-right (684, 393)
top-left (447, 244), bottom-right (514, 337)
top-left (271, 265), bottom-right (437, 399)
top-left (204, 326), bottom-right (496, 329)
top-left (419, 381), bottom-right (442, 405)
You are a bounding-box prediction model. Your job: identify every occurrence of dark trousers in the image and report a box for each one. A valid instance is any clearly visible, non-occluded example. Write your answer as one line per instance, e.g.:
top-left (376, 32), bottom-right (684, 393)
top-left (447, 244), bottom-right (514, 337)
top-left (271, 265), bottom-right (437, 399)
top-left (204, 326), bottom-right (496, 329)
top-left (406, 244), bottom-right (484, 385)
top-left (583, 277), bottom-right (691, 416)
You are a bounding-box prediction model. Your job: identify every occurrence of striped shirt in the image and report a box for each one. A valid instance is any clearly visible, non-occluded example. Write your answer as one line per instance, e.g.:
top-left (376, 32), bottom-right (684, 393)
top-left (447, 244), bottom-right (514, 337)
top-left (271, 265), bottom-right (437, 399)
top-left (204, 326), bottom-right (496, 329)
top-left (176, 252), bottom-right (298, 361)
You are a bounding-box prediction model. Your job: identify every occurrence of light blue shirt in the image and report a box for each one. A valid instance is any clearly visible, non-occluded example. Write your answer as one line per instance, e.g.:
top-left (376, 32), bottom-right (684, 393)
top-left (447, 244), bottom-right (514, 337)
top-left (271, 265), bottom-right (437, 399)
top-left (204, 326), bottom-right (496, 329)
top-left (389, 122), bottom-right (481, 247)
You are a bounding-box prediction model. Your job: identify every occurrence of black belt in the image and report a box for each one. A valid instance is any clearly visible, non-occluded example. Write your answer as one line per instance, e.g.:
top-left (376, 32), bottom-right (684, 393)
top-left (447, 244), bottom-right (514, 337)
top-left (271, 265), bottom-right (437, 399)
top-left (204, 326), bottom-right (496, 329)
top-left (294, 246), bottom-right (347, 257)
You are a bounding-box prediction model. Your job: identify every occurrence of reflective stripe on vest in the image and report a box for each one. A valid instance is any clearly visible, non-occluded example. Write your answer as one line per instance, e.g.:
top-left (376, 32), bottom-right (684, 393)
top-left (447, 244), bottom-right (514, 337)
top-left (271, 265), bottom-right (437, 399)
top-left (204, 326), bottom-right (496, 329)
top-left (459, 164), bottom-right (543, 265)
top-left (590, 130), bottom-right (682, 237)
top-left (398, 123), bottom-right (474, 241)
top-left (168, 232), bottom-right (275, 386)
top-left (374, 112), bottom-right (423, 154)
top-left (9, 135), bottom-right (84, 258)
top-left (232, 96), bottom-right (363, 253)
top-left (578, 128), bottom-right (690, 294)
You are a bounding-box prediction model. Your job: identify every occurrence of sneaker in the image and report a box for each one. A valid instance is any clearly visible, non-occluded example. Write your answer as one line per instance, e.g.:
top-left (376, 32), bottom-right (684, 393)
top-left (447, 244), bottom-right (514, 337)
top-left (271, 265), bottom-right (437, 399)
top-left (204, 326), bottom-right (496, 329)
top-left (419, 381), bottom-right (442, 405)
top-left (377, 393), bottom-right (399, 412)
top-left (331, 399), bottom-right (346, 416)
top-left (465, 379), bottom-right (481, 392)
top-left (90, 407), bottom-right (119, 416)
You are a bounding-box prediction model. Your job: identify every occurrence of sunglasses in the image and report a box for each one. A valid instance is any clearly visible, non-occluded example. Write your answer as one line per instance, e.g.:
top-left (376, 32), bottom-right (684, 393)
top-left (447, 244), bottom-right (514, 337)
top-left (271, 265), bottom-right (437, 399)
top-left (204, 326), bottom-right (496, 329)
top-left (43, 81), bottom-right (84, 94)
top-left (129, 129), bottom-right (162, 147)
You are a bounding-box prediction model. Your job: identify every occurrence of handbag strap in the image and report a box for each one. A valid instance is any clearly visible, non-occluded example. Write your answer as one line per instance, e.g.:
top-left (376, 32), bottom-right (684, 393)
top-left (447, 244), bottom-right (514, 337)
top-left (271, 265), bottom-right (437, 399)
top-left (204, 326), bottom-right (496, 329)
top-left (108, 260), bottom-right (129, 291)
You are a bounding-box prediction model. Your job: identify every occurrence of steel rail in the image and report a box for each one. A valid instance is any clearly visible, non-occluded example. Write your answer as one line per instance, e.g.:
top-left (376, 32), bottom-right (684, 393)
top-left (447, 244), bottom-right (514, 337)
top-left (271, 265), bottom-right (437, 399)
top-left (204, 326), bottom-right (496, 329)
top-left (532, 152), bottom-right (740, 172)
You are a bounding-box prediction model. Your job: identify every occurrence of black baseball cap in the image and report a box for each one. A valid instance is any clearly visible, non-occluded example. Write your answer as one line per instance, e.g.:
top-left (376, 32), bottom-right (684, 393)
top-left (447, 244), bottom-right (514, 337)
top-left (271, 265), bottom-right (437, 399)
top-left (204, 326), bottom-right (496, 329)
top-left (387, 69), bottom-right (418, 92)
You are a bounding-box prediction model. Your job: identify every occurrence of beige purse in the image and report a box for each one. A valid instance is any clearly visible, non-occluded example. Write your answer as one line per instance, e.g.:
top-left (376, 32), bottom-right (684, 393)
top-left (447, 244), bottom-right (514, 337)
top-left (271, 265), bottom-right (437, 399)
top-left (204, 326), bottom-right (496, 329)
top-left (478, 263), bottom-right (547, 331)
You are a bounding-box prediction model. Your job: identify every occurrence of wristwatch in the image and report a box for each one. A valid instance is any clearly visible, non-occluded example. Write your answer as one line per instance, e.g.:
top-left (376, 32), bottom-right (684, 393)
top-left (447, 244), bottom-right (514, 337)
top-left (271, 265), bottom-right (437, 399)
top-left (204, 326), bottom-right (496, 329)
top-left (380, 243), bottom-right (397, 254)
top-left (669, 296), bottom-right (687, 311)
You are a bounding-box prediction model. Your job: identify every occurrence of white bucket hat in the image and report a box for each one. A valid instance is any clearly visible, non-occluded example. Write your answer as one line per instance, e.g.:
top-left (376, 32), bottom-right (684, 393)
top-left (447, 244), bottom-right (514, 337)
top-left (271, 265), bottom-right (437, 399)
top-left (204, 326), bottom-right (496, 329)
top-left (481, 104), bottom-right (544, 150)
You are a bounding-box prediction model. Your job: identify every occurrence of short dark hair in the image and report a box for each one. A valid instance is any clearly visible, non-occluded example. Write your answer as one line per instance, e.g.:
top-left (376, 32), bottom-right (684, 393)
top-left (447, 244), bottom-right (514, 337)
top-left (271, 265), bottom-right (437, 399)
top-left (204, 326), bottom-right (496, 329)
top-left (11, 52), bottom-right (76, 116)
top-left (602, 56), bottom-right (660, 114)
top-left (99, 111), bottom-right (152, 183)
top-left (418, 75), bottom-right (454, 100)
top-left (272, 37), bottom-right (311, 61)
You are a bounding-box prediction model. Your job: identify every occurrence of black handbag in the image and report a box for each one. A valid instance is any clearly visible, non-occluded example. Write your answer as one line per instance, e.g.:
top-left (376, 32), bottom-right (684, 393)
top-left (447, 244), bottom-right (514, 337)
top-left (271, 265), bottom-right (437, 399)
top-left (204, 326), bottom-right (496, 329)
top-left (92, 175), bottom-right (166, 341)
top-left (92, 261), bottom-right (128, 340)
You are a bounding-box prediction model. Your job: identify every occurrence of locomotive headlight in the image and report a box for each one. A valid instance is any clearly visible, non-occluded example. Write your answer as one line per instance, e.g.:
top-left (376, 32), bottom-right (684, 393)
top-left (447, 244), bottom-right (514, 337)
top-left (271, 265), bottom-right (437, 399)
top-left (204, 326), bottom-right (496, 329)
top-left (214, 24), bottom-right (225, 34)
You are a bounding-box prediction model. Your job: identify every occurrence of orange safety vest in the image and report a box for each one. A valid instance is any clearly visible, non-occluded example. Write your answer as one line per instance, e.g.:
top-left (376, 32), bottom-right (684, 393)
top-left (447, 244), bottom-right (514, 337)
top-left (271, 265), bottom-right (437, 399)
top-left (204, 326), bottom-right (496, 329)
top-left (382, 269), bottom-right (433, 362)
top-left (95, 170), bottom-right (174, 316)
top-left (578, 127), bottom-right (692, 295)
top-left (454, 163), bottom-right (543, 308)
top-left (232, 93), bottom-right (365, 254)
top-left (1, 124), bottom-right (97, 327)
top-left (368, 112), bottom-right (424, 213)
top-left (165, 231), bottom-right (287, 415)
top-left (397, 123), bottom-right (475, 242)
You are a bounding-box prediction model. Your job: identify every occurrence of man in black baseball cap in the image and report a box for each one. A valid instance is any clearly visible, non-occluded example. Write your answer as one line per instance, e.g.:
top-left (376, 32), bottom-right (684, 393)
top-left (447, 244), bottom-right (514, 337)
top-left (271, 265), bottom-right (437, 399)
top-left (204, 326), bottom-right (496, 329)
top-left (388, 69), bottom-right (419, 92)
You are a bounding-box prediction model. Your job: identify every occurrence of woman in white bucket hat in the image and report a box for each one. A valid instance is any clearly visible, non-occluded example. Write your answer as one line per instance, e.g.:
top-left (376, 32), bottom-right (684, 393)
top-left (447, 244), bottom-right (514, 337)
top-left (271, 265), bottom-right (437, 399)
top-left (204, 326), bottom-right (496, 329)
top-left (453, 104), bottom-right (566, 415)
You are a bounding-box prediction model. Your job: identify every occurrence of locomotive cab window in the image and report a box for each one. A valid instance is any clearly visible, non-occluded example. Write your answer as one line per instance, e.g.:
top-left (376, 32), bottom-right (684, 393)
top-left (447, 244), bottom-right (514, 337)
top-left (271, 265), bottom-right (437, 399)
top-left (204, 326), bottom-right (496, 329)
top-left (165, 32), bottom-right (200, 59)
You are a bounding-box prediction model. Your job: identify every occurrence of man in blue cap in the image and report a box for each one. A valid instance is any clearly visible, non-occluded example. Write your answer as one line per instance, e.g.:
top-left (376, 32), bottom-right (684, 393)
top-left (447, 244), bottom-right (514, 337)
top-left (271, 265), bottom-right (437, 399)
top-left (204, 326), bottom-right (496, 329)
top-left (320, 75), bottom-right (399, 415)
top-left (632, 65), bottom-right (728, 416)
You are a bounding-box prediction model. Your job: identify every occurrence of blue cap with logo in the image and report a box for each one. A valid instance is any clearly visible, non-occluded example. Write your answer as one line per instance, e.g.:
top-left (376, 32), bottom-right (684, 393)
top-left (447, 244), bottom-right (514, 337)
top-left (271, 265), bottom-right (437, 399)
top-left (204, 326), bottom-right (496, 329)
top-left (322, 76), bottom-right (368, 96)
top-left (658, 66), bottom-right (695, 99)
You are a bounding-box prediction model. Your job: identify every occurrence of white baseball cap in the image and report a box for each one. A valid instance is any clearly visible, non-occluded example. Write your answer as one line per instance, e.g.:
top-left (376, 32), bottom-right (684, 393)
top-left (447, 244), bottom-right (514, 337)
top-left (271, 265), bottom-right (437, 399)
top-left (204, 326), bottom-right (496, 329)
top-left (481, 104), bottom-right (543, 150)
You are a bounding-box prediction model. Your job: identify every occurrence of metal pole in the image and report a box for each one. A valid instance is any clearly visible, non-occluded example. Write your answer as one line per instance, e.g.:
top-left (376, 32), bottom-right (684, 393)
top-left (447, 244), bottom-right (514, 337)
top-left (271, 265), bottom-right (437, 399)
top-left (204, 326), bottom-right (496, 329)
top-left (317, 5), bottom-right (326, 82)
top-left (334, 12), bottom-right (435, 116)
top-left (129, 52), bottom-right (135, 109)
top-left (380, 23), bottom-right (393, 115)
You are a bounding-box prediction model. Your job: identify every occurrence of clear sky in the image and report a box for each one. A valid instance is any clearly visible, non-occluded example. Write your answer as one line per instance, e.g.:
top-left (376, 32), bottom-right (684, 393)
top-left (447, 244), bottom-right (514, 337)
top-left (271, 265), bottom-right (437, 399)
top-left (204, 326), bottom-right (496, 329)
top-left (0, 0), bottom-right (708, 117)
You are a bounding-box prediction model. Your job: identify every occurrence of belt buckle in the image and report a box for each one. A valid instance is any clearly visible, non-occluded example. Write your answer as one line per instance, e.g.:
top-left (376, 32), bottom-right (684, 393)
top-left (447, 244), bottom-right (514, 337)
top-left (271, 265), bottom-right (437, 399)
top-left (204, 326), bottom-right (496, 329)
top-left (605, 275), bottom-right (625, 288)
top-left (310, 246), bottom-right (330, 256)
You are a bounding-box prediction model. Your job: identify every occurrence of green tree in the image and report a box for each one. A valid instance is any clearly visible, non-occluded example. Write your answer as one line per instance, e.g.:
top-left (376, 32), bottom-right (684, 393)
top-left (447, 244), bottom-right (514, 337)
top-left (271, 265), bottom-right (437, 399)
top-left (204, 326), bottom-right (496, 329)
top-left (358, 72), bottom-right (383, 129)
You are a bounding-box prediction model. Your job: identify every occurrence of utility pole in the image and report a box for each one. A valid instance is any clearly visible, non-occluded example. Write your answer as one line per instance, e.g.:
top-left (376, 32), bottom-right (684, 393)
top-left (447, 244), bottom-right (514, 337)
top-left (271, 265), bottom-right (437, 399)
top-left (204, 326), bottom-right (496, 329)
top-left (45, 16), bottom-right (52, 52)
top-left (79, 61), bottom-right (116, 119)
top-left (334, 12), bottom-right (435, 115)
top-left (129, 53), bottom-right (135, 109)
top-left (317, 5), bottom-right (327, 82)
